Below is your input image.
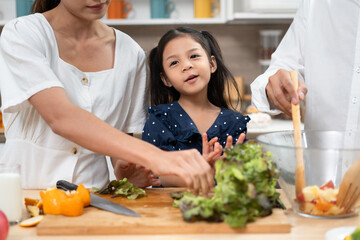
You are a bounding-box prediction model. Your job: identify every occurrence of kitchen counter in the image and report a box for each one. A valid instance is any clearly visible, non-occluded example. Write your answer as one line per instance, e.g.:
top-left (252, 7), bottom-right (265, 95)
top-left (247, 119), bottom-right (304, 140)
top-left (7, 189), bottom-right (357, 240)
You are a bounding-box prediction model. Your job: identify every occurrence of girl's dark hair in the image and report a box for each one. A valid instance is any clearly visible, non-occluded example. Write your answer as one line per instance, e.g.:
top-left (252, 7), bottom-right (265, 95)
top-left (31, 0), bottom-right (60, 13)
top-left (149, 27), bottom-right (240, 110)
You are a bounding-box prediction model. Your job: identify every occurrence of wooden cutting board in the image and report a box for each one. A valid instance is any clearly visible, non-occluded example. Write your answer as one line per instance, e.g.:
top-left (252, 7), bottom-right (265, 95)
top-left (37, 188), bottom-right (291, 235)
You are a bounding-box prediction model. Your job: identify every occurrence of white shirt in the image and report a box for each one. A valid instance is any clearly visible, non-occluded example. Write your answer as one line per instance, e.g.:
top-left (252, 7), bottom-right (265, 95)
top-left (250, 0), bottom-right (360, 132)
top-left (0, 14), bottom-right (149, 189)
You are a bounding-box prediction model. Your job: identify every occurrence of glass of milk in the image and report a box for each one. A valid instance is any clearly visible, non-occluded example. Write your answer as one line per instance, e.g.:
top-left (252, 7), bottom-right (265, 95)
top-left (0, 163), bottom-right (22, 225)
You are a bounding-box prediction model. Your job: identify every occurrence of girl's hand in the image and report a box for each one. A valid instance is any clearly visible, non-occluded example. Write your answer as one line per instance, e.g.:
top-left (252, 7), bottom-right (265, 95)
top-left (112, 159), bottom-right (160, 188)
top-left (220, 133), bottom-right (247, 159)
top-left (202, 133), bottom-right (223, 169)
top-left (224, 133), bottom-right (246, 149)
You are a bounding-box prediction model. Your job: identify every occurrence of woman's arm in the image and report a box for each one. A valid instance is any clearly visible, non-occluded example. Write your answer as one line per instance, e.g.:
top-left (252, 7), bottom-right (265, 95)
top-left (29, 87), bottom-right (214, 194)
top-left (110, 134), bottom-right (158, 188)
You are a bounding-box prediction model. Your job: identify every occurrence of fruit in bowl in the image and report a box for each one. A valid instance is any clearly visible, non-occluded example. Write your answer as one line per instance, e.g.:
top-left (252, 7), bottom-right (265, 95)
top-left (257, 130), bottom-right (360, 218)
top-left (297, 180), bottom-right (343, 216)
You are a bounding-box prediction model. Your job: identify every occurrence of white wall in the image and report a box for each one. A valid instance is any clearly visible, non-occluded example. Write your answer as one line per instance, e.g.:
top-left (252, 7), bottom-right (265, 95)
top-left (0, 0), bottom-right (15, 21)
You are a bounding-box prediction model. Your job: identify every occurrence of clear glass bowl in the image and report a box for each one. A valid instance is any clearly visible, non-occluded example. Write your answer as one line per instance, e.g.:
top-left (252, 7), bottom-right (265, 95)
top-left (257, 130), bottom-right (360, 219)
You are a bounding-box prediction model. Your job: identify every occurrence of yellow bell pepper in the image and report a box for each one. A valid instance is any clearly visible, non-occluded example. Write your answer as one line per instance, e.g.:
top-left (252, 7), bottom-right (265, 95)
top-left (60, 195), bottom-right (84, 217)
top-left (71, 184), bottom-right (91, 207)
top-left (40, 188), bottom-right (68, 215)
top-left (40, 184), bottom-right (91, 217)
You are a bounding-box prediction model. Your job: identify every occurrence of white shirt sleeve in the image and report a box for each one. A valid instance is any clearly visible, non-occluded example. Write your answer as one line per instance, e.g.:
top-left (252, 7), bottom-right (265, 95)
top-left (121, 49), bottom-right (150, 133)
top-left (250, 0), bottom-right (308, 114)
top-left (0, 17), bottom-right (63, 113)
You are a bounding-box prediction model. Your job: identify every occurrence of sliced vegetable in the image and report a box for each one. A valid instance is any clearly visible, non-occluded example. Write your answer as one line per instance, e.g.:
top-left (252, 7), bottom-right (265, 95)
top-left (70, 184), bottom-right (91, 207)
top-left (27, 205), bottom-right (40, 217)
top-left (19, 216), bottom-right (44, 227)
top-left (39, 184), bottom-right (91, 217)
top-left (320, 180), bottom-right (335, 190)
top-left (60, 195), bottom-right (84, 217)
top-left (300, 182), bottom-right (342, 216)
top-left (40, 188), bottom-right (68, 215)
top-left (24, 197), bottom-right (43, 217)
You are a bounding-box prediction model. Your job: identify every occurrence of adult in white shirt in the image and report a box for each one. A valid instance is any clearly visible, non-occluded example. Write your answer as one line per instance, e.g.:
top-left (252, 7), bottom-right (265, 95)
top-left (250, 0), bottom-right (360, 132)
top-left (0, 0), bottom-right (214, 194)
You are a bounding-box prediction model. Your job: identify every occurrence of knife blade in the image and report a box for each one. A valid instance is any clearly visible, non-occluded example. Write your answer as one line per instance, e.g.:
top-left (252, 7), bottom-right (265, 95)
top-left (56, 180), bottom-right (141, 217)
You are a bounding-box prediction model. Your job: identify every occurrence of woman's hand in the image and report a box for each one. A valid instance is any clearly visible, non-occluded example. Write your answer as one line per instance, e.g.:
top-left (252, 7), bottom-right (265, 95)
top-left (265, 69), bottom-right (307, 116)
top-left (148, 149), bottom-right (215, 196)
top-left (111, 159), bottom-right (160, 188)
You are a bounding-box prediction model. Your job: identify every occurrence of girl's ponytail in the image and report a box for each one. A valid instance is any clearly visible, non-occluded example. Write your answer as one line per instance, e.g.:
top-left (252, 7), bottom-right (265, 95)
top-left (201, 30), bottom-right (241, 111)
top-left (149, 47), bottom-right (163, 106)
top-left (149, 47), bottom-right (179, 106)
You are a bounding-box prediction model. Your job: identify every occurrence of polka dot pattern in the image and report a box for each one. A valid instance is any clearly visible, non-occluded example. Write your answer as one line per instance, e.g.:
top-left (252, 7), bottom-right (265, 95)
top-left (141, 101), bottom-right (250, 153)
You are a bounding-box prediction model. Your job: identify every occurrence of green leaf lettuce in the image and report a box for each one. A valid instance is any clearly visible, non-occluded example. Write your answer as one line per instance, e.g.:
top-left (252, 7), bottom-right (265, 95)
top-left (173, 142), bottom-right (282, 227)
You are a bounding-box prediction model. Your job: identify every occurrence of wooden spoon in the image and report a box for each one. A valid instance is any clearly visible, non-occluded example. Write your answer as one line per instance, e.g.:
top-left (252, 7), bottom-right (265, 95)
top-left (337, 157), bottom-right (360, 213)
top-left (290, 71), bottom-right (306, 201)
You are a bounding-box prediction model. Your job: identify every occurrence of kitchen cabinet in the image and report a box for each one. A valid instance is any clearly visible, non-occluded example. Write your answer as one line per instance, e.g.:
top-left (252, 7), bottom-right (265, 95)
top-left (0, 0), bottom-right (300, 27)
top-left (227, 0), bottom-right (299, 24)
top-left (0, 0), bottom-right (228, 26)
top-left (103, 0), bottom-right (228, 25)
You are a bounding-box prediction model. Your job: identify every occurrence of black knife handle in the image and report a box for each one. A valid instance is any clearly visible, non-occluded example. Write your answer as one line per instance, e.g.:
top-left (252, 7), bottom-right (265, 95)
top-left (56, 180), bottom-right (78, 191)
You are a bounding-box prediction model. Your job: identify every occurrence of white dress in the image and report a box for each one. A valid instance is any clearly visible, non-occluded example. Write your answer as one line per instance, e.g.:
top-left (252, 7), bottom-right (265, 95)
top-left (0, 13), bottom-right (149, 189)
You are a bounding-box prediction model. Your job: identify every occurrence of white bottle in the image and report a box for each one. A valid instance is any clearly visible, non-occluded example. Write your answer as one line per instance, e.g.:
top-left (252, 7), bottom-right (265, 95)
top-left (0, 165), bottom-right (22, 224)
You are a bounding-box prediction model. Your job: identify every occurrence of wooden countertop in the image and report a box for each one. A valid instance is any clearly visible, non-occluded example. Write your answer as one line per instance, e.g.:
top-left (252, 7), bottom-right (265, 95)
top-left (7, 189), bottom-right (358, 240)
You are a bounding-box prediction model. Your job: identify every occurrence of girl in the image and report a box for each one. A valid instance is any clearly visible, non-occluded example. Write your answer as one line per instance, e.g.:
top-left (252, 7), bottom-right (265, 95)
top-left (143, 27), bottom-right (250, 187)
top-left (0, 1), bottom-right (213, 194)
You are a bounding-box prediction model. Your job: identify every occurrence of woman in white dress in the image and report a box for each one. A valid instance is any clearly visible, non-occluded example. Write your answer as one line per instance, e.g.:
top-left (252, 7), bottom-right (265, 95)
top-left (0, 0), bottom-right (213, 194)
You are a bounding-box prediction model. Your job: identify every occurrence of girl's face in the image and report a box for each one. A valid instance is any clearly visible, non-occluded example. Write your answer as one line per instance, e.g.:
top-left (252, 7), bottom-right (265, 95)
top-left (161, 36), bottom-right (217, 97)
top-left (59, 0), bottom-right (109, 20)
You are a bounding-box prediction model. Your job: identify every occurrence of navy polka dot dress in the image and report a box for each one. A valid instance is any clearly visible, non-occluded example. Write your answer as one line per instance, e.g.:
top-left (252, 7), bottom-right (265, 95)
top-left (142, 101), bottom-right (250, 154)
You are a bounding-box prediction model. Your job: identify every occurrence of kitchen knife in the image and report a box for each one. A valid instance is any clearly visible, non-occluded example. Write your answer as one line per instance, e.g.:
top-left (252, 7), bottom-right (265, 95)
top-left (56, 180), bottom-right (141, 217)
